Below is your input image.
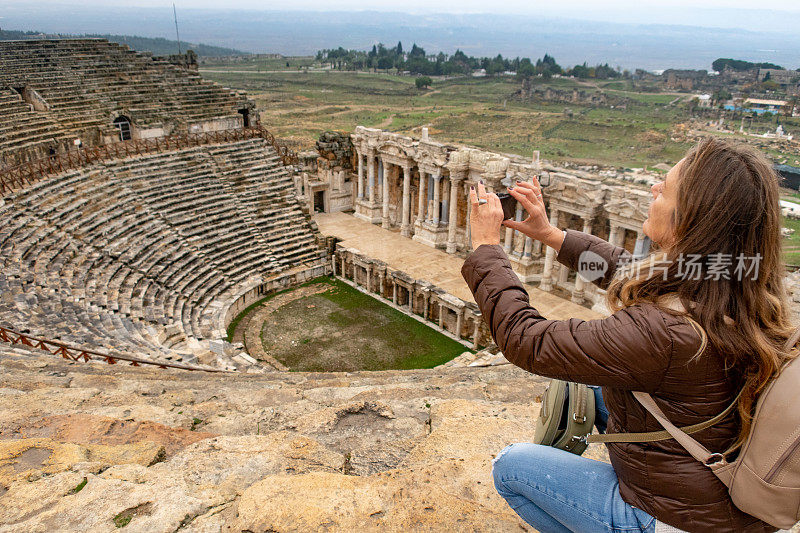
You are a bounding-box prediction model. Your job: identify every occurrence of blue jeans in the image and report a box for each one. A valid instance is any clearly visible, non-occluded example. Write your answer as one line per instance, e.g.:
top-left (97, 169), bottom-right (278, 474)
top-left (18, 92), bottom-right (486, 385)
top-left (491, 385), bottom-right (656, 533)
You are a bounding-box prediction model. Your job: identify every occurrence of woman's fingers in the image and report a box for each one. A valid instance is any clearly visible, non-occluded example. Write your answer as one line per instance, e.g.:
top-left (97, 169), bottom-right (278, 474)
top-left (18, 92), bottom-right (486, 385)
top-left (477, 181), bottom-right (487, 199)
top-left (468, 185), bottom-right (479, 207)
top-left (502, 219), bottom-right (524, 230)
top-left (515, 181), bottom-right (543, 203)
top-left (508, 187), bottom-right (537, 213)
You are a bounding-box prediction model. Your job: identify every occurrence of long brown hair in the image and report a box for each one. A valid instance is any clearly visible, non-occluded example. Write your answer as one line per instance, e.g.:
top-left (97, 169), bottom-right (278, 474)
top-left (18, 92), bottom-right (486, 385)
top-left (605, 136), bottom-right (797, 452)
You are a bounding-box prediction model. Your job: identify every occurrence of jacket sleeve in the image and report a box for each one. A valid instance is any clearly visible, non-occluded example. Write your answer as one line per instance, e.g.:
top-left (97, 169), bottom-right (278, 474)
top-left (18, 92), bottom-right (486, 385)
top-left (461, 244), bottom-right (672, 391)
top-left (555, 228), bottom-right (634, 290)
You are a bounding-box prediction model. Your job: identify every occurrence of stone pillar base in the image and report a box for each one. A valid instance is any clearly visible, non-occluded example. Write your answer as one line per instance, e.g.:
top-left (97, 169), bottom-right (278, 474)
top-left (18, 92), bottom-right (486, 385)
top-left (509, 255), bottom-right (542, 283)
top-left (446, 242), bottom-right (457, 254)
top-left (401, 224), bottom-right (411, 237)
top-left (354, 199), bottom-right (383, 224)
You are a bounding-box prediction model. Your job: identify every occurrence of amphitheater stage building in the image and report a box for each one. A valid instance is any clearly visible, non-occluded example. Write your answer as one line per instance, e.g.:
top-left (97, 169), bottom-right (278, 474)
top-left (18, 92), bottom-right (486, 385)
top-left (316, 211), bottom-right (603, 322)
top-left (303, 126), bottom-right (660, 313)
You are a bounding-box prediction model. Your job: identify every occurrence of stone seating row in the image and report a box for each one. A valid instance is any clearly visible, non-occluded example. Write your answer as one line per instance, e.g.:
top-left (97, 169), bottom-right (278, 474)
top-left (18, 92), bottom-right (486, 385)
top-left (0, 139), bottom-right (325, 367)
top-left (0, 39), bottom-right (247, 163)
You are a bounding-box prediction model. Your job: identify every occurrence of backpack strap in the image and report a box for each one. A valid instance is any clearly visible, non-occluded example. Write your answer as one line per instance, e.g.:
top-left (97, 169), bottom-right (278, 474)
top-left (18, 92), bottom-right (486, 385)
top-left (588, 389), bottom-right (742, 445)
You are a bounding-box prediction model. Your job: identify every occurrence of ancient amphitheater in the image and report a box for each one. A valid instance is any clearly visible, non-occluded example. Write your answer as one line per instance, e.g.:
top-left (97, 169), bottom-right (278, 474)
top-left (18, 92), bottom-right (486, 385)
top-left (1, 39), bottom-right (799, 532)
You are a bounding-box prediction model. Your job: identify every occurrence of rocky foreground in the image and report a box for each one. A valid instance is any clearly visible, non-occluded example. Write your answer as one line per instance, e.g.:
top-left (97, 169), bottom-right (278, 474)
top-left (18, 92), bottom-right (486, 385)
top-left (0, 344), bottom-right (574, 532)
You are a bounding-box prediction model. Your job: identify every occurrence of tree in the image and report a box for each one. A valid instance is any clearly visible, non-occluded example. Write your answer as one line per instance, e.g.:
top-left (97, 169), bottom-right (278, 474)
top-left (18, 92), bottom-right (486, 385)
top-left (396, 41), bottom-right (403, 55)
top-left (516, 58), bottom-right (535, 81)
top-left (408, 43), bottom-right (426, 59)
top-left (415, 76), bottom-right (432, 89)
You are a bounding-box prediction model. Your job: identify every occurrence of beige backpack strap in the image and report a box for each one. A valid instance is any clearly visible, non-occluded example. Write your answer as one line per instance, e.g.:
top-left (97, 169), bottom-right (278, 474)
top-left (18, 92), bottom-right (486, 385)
top-left (629, 391), bottom-right (725, 466)
top-left (783, 324), bottom-right (800, 352)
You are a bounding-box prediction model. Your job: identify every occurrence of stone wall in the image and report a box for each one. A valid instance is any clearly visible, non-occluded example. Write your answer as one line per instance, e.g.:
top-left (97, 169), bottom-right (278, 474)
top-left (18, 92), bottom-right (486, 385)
top-left (333, 244), bottom-right (491, 350)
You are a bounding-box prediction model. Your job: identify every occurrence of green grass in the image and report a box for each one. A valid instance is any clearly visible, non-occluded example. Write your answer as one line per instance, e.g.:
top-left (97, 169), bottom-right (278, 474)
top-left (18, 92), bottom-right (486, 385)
top-left (68, 477), bottom-right (87, 494)
top-left (226, 288), bottom-right (290, 342)
top-left (113, 514), bottom-right (132, 528)
top-left (257, 277), bottom-right (469, 371)
top-left (781, 215), bottom-right (800, 265)
top-left (201, 66), bottom-right (798, 168)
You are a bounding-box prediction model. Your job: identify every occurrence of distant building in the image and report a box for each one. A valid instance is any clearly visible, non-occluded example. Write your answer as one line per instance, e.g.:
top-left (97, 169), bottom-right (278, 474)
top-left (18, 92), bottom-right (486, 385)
top-left (724, 98), bottom-right (791, 115)
top-left (695, 94), bottom-right (712, 108)
top-left (758, 69), bottom-right (800, 85)
top-left (663, 69), bottom-right (707, 91)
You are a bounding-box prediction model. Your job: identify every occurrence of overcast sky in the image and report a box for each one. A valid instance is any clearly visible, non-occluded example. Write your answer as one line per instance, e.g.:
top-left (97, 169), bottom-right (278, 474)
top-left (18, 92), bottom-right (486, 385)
top-left (18, 0), bottom-right (800, 12)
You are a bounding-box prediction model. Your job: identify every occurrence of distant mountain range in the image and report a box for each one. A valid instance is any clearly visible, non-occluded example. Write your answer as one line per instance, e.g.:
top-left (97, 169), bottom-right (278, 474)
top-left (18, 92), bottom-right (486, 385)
top-left (2, 4), bottom-right (800, 70)
top-left (0, 29), bottom-right (247, 57)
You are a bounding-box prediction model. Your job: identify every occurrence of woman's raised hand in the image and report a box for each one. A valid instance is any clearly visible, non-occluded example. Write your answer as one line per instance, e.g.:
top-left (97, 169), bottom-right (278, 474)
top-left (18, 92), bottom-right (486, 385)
top-left (468, 181), bottom-right (504, 249)
top-left (504, 178), bottom-right (565, 250)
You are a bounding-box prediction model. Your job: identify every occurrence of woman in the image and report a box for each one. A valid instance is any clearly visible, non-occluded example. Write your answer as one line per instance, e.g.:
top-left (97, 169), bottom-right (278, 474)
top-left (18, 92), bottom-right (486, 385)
top-left (461, 137), bottom-right (796, 532)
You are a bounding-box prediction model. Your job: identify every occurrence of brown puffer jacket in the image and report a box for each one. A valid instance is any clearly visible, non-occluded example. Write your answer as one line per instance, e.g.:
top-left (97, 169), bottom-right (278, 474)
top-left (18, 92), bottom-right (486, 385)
top-left (461, 229), bottom-right (776, 532)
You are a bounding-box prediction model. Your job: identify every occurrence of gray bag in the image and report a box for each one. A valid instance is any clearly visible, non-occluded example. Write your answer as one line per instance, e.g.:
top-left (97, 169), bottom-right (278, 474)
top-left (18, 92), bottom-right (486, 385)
top-left (534, 380), bottom-right (595, 455)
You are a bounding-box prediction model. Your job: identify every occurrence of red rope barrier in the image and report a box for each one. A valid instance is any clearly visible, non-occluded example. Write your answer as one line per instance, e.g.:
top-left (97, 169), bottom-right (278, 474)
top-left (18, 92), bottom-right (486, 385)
top-left (0, 326), bottom-right (231, 373)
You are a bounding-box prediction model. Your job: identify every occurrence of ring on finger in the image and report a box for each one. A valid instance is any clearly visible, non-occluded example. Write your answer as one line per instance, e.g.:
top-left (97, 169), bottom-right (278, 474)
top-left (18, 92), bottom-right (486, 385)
top-left (478, 198), bottom-right (488, 205)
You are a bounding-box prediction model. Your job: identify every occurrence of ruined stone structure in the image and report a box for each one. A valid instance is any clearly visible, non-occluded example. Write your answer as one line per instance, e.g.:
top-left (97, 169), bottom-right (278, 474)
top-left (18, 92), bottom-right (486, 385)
top-left (516, 81), bottom-right (631, 109)
top-left (307, 126), bottom-right (653, 312)
top-left (0, 138), bottom-right (328, 369)
top-left (333, 244), bottom-right (490, 350)
top-left (0, 39), bottom-right (256, 167)
top-left (300, 131), bottom-right (356, 214)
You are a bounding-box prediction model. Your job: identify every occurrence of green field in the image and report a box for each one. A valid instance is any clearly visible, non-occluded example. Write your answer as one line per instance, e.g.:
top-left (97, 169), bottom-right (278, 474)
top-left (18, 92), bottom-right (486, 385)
top-left (201, 57), bottom-right (800, 166)
top-left (201, 66), bottom-right (701, 167)
top-left (258, 277), bottom-right (468, 372)
top-left (201, 59), bottom-right (800, 262)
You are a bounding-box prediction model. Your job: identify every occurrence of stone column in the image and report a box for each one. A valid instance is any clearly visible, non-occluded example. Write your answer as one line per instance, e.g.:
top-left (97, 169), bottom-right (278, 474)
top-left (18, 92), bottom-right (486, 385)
top-left (416, 171), bottom-right (427, 224)
top-left (558, 261), bottom-right (570, 283)
top-left (539, 209), bottom-right (560, 291)
top-left (426, 175), bottom-right (434, 223)
top-left (608, 224), bottom-right (619, 246)
top-left (633, 232), bottom-right (648, 259)
top-left (523, 236), bottom-right (533, 258)
top-left (378, 272), bottom-right (385, 297)
top-left (432, 173), bottom-right (442, 225)
top-left (357, 153), bottom-right (364, 198)
top-left (533, 240), bottom-right (542, 255)
top-left (366, 265), bottom-right (372, 292)
top-left (340, 255), bottom-right (346, 278)
top-left (368, 153), bottom-right (376, 204)
top-left (640, 235), bottom-right (651, 256)
top-left (472, 319), bottom-right (481, 350)
top-left (455, 309), bottom-right (464, 339)
top-left (446, 175), bottom-right (461, 253)
top-left (438, 303), bottom-right (445, 329)
top-left (382, 160), bottom-right (391, 229)
top-left (504, 225), bottom-right (514, 253)
top-left (441, 179), bottom-right (450, 224)
top-left (408, 287), bottom-right (414, 312)
top-left (511, 205), bottom-right (524, 256)
top-left (401, 165), bottom-right (412, 237)
top-left (423, 293), bottom-right (430, 319)
top-left (572, 217), bottom-right (594, 304)
top-left (392, 282), bottom-right (398, 305)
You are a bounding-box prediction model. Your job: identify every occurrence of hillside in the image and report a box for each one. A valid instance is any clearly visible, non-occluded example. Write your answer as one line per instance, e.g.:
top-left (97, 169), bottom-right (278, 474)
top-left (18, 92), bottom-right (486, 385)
top-left (0, 29), bottom-right (248, 57)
